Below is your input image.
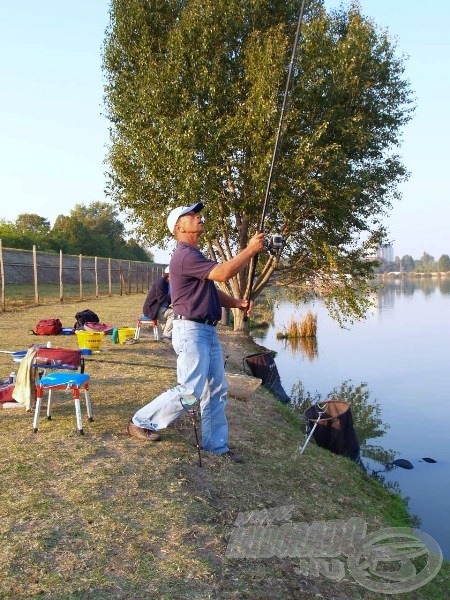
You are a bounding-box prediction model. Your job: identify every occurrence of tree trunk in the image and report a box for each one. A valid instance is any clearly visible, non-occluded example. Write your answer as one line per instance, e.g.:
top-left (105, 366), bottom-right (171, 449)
top-left (221, 307), bottom-right (230, 325)
top-left (232, 308), bottom-right (250, 333)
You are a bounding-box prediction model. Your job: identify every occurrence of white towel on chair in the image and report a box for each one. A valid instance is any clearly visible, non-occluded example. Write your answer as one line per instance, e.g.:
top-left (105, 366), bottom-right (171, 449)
top-left (12, 346), bottom-right (38, 411)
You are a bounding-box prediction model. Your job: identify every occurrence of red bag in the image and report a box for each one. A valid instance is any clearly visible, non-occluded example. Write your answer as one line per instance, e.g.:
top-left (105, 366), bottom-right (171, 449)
top-left (0, 382), bottom-right (15, 403)
top-left (33, 319), bottom-right (63, 335)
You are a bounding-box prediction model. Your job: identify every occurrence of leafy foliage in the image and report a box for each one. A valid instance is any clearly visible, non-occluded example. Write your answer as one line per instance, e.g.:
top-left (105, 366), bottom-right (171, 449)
top-left (0, 202), bottom-right (153, 261)
top-left (103, 0), bottom-right (414, 329)
top-left (15, 214), bottom-right (51, 236)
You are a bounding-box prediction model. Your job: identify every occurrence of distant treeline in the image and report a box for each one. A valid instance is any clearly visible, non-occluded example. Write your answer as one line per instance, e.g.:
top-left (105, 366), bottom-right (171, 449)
top-left (0, 202), bottom-right (152, 263)
top-left (374, 252), bottom-right (450, 274)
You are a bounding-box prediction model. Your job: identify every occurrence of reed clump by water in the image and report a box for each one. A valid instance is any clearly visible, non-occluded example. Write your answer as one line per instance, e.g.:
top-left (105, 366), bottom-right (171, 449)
top-left (276, 311), bottom-right (317, 340)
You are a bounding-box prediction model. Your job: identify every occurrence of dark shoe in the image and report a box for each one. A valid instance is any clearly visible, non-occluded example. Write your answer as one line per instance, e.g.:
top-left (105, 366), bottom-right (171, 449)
top-left (160, 336), bottom-right (172, 343)
top-left (218, 450), bottom-right (244, 463)
top-left (127, 418), bottom-right (161, 441)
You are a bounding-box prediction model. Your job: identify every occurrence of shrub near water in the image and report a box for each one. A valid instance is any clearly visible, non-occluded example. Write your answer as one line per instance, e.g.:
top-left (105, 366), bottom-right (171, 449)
top-left (277, 311), bottom-right (318, 339)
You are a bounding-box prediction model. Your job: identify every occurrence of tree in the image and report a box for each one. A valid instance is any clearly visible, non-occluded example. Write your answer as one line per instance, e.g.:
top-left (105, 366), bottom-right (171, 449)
top-left (0, 219), bottom-right (36, 250)
top-left (15, 214), bottom-right (51, 236)
top-left (52, 215), bottom-right (101, 255)
top-left (121, 239), bottom-right (154, 262)
top-left (417, 252), bottom-right (435, 272)
top-left (438, 254), bottom-right (450, 272)
top-left (400, 254), bottom-right (415, 272)
top-left (68, 202), bottom-right (126, 258)
top-left (13, 213), bottom-right (54, 250)
top-left (103, 0), bottom-right (414, 330)
top-left (51, 202), bottom-right (153, 260)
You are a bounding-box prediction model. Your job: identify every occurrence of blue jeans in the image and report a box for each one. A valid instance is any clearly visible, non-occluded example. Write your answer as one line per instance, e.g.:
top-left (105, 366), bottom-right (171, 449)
top-left (132, 319), bottom-right (229, 454)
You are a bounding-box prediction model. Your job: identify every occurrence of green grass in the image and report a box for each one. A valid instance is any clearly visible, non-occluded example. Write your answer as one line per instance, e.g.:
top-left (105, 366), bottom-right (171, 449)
top-left (0, 296), bottom-right (448, 599)
top-left (2, 283), bottom-right (133, 310)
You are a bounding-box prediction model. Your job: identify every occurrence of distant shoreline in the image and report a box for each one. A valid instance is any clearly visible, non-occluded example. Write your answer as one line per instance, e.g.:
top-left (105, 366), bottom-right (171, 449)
top-left (376, 271), bottom-right (450, 279)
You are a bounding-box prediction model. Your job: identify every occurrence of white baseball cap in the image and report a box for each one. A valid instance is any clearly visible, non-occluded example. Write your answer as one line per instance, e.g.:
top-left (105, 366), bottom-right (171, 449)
top-left (164, 266), bottom-right (170, 274)
top-left (166, 202), bottom-right (204, 234)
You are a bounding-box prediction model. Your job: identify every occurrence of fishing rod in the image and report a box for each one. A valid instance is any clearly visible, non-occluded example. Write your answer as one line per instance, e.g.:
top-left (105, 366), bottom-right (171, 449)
top-left (244, 0), bottom-right (308, 319)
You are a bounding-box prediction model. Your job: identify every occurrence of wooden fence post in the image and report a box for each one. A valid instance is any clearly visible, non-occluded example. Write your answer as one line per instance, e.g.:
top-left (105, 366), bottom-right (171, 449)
top-left (79, 254), bottom-right (83, 300)
top-left (33, 245), bottom-right (39, 305)
top-left (95, 256), bottom-right (99, 298)
top-left (0, 240), bottom-right (5, 311)
top-left (59, 250), bottom-right (64, 302)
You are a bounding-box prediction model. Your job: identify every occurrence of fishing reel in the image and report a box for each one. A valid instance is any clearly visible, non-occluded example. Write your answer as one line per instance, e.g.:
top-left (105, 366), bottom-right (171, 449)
top-left (264, 233), bottom-right (284, 255)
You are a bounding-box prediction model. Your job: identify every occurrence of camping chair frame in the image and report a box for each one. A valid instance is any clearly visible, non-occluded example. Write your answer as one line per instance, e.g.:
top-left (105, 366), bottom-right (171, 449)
top-left (32, 348), bottom-right (93, 435)
top-left (135, 315), bottom-right (159, 341)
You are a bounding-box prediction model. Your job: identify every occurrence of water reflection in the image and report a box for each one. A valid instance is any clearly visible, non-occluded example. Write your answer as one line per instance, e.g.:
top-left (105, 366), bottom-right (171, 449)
top-left (277, 335), bottom-right (319, 361)
top-left (439, 277), bottom-right (450, 294)
top-left (376, 276), bottom-right (449, 299)
top-left (251, 278), bottom-right (450, 558)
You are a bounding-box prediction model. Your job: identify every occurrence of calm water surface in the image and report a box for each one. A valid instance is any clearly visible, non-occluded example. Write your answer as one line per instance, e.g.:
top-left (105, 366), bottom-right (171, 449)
top-left (251, 279), bottom-right (450, 559)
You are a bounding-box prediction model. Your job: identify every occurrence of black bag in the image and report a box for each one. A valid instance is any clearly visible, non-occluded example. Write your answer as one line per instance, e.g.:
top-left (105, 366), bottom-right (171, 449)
top-left (74, 309), bottom-right (100, 330)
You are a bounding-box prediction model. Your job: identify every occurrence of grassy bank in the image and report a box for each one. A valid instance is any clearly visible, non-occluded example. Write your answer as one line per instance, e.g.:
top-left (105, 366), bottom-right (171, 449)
top-left (0, 295), bottom-right (448, 599)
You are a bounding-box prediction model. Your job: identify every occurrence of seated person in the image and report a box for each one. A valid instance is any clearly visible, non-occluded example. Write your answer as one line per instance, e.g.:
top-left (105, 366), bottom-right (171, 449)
top-left (142, 266), bottom-right (174, 341)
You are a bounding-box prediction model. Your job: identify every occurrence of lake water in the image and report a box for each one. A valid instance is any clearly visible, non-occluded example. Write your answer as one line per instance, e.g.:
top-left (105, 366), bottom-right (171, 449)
top-left (251, 278), bottom-right (450, 559)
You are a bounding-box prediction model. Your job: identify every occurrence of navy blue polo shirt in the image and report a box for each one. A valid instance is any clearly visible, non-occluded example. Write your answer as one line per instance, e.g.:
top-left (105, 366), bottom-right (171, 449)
top-left (169, 242), bottom-right (221, 321)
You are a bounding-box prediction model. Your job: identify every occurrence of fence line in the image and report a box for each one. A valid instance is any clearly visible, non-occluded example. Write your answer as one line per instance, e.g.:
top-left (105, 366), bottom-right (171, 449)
top-left (0, 241), bottom-right (166, 311)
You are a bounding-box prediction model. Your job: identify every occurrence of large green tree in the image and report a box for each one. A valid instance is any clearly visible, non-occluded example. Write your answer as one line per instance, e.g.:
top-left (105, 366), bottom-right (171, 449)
top-left (103, 0), bottom-right (414, 330)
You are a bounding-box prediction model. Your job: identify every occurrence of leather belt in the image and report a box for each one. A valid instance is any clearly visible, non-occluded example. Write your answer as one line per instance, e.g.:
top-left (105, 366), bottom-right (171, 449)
top-left (176, 315), bottom-right (218, 327)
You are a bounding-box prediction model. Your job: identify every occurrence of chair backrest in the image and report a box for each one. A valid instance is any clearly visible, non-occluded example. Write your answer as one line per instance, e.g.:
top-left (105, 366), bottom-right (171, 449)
top-left (34, 347), bottom-right (84, 373)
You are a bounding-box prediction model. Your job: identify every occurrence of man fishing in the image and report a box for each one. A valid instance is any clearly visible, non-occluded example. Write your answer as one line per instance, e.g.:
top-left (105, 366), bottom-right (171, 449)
top-left (127, 202), bottom-right (265, 462)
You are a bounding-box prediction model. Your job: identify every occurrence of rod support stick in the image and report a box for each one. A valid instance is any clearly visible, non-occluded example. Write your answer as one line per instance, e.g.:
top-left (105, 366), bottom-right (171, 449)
top-left (299, 411), bottom-right (324, 454)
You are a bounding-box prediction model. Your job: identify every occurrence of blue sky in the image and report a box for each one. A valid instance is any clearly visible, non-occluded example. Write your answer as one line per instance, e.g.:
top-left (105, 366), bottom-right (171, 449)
top-left (1, 1), bottom-right (449, 262)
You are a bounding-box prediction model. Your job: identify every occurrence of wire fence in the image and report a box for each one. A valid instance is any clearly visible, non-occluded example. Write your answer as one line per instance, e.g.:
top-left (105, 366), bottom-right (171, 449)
top-left (0, 242), bottom-right (166, 312)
